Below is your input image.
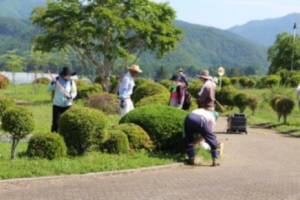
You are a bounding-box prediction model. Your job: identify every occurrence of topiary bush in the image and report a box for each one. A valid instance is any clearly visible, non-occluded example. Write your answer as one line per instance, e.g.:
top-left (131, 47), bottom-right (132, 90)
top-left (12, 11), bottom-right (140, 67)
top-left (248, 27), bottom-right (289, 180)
top-left (219, 76), bottom-right (231, 87)
top-left (58, 107), bottom-right (109, 155)
top-left (287, 75), bottom-right (300, 87)
top-left (233, 93), bottom-right (248, 113)
top-left (2, 106), bottom-right (35, 159)
top-left (266, 75), bottom-right (281, 88)
top-left (230, 77), bottom-right (239, 86)
top-left (276, 97), bottom-right (294, 124)
top-left (187, 80), bottom-right (203, 98)
top-left (114, 123), bottom-right (153, 150)
top-left (27, 132), bottom-right (67, 160)
top-left (0, 95), bottom-right (15, 119)
top-left (247, 79), bottom-right (256, 88)
top-left (136, 93), bottom-right (169, 107)
top-left (0, 74), bottom-right (10, 89)
top-left (270, 94), bottom-right (284, 112)
top-left (33, 77), bottom-right (50, 85)
top-left (239, 76), bottom-right (250, 88)
top-left (84, 93), bottom-right (119, 114)
top-left (131, 82), bottom-right (169, 104)
top-left (159, 79), bottom-right (173, 89)
top-left (101, 130), bottom-right (130, 154)
top-left (248, 95), bottom-right (259, 115)
top-left (219, 86), bottom-right (237, 110)
top-left (75, 80), bottom-right (103, 99)
top-left (132, 77), bottom-right (150, 93)
top-left (120, 105), bottom-right (187, 153)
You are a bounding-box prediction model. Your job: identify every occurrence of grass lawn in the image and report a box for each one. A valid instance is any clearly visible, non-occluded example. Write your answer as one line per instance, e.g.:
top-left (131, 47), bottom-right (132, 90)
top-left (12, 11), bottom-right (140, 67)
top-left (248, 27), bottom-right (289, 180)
top-left (0, 84), bottom-right (213, 180)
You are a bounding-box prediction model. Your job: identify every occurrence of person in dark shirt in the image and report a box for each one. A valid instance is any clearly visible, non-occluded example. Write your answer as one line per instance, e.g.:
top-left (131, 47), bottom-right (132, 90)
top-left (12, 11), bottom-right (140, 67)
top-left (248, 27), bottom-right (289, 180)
top-left (177, 68), bottom-right (189, 86)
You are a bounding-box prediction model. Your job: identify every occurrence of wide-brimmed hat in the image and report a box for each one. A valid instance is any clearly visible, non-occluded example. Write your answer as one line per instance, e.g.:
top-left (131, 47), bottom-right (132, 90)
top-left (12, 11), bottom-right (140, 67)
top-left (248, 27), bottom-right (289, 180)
top-left (176, 68), bottom-right (184, 72)
top-left (59, 66), bottom-right (76, 76)
top-left (196, 70), bottom-right (212, 79)
top-left (128, 64), bottom-right (142, 73)
top-left (170, 74), bottom-right (180, 81)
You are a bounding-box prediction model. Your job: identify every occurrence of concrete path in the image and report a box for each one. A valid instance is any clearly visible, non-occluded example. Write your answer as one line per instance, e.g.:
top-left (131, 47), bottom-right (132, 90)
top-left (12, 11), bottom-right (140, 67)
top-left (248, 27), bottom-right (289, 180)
top-left (1, 117), bottom-right (300, 200)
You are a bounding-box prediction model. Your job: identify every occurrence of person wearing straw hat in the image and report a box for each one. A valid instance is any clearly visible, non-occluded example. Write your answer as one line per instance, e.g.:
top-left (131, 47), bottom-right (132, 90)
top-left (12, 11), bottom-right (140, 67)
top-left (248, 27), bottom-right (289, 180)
top-left (196, 70), bottom-right (215, 110)
top-left (119, 64), bottom-right (142, 117)
top-left (47, 66), bottom-right (77, 132)
top-left (177, 68), bottom-right (189, 86)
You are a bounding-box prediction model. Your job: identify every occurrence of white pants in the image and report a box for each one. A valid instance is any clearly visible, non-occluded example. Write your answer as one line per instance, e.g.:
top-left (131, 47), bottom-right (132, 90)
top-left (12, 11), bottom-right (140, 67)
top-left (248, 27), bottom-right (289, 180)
top-left (120, 99), bottom-right (134, 117)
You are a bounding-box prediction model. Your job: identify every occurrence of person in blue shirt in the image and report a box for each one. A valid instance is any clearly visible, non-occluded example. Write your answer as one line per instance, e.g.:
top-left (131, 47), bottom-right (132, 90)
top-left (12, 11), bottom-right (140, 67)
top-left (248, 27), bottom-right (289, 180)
top-left (119, 64), bottom-right (142, 117)
top-left (47, 67), bottom-right (77, 132)
top-left (177, 68), bottom-right (189, 86)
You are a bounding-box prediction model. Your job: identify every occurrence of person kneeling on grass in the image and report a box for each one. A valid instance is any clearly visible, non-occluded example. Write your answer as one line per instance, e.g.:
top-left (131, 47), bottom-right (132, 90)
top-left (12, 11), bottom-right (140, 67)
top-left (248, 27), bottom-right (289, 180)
top-left (183, 108), bottom-right (219, 166)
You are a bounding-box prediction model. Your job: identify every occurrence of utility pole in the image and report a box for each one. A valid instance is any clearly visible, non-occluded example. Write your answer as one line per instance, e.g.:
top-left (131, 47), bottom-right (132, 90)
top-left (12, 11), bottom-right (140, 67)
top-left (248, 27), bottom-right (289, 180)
top-left (292, 23), bottom-right (297, 71)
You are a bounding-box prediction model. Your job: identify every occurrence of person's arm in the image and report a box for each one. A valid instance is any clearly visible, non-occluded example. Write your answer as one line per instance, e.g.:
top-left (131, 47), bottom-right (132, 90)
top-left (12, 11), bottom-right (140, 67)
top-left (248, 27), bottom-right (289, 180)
top-left (46, 82), bottom-right (55, 92)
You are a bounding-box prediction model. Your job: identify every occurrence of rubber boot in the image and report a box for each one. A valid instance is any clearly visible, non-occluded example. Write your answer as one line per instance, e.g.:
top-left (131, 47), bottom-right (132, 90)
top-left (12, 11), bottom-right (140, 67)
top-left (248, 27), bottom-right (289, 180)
top-left (185, 157), bottom-right (195, 165)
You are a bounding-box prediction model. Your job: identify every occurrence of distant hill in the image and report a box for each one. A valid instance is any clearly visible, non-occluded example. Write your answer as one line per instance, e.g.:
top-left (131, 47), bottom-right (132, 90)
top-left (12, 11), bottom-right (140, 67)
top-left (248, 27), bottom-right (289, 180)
top-left (0, 0), bottom-right (45, 20)
top-left (228, 13), bottom-right (300, 48)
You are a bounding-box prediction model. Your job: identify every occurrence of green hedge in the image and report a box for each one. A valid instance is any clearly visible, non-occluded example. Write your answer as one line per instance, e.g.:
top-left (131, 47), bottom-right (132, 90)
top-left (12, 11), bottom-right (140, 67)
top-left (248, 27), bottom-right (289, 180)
top-left (136, 93), bottom-right (169, 107)
top-left (0, 74), bottom-right (10, 89)
top-left (102, 130), bottom-right (130, 154)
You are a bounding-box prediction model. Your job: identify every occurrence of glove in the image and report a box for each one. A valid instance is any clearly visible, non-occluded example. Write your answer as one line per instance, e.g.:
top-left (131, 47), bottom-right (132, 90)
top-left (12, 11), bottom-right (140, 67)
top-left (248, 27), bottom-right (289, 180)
top-left (120, 99), bottom-right (126, 109)
top-left (51, 78), bottom-right (57, 85)
top-left (65, 94), bottom-right (72, 100)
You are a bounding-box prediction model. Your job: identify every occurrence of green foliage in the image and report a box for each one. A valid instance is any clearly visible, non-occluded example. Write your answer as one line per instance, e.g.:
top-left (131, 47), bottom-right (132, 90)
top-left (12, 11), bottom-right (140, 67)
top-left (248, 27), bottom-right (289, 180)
top-left (33, 77), bottom-right (50, 85)
top-left (0, 95), bottom-right (15, 118)
top-left (270, 94), bottom-right (285, 112)
top-left (159, 79), bottom-right (173, 89)
top-left (2, 106), bottom-right (35, 159)
top-left (75, 80), bottom-right (103, 99)
top-left (84, 93), bottom-right (119, 115)
top-left (136, 93), bottom-right (169, 107)
top-left (219, 86), bottom-right (237, 109)
top-left (187, 80), bottom-right (203, 98)
top-left (265, 75), bottom-right (281, 88)
top-left (114, 123), bottom-right (152, 150)
top-left (247, 95), bottom-right (259, 115)
top-left (247, 79), bottom-right (256, 88)
top-left (120, 105), bottom-right (187, 153)
top-left (238, 76), bottom-right (250, 88)
top-left (233, 93), bottom-right (248, 113)
top-left (155, 66), bottom-right (169, 81)
top-left (102, 130), bottom-right (130, 154)
top-left (131, 82), bottom-right (169, 104)
top-left (230, 77), bottom-right (239, 86)
top-left (275, 69), bottom-right (299, 86)
top-left (0, 74), bottom-right (10, 89)
top-left (0, 49), bottom-right (25, 73)
top-left (276, 97), bottom-right (294, 124)
top-left (94, 76), bottom-right (101, 84)
top-left (219, 76), bottom-right (231, 87)
top-left (109, 75), bottom-right (118, 93)
top-left (27, 132), bottom-right (67, 160)
top-left (287, 74), bottom-right (300, 87)
top-left (58, 107), bottom-right (109, 155)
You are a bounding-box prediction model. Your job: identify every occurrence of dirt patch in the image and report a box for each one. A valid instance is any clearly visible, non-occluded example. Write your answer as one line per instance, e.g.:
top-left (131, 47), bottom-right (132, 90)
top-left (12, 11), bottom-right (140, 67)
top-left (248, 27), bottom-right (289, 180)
top-left (14, 99), bottom-right (32, 105)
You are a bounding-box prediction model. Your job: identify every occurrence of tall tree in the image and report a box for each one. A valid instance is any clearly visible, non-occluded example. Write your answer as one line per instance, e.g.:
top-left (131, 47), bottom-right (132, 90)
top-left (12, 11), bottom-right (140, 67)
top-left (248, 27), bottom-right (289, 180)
top-left (155, 65), bottom-right (168, 81)
top-left (268, 32), bottom-right (300, 74)
top-left (30, 0), bottom-right (184, 92)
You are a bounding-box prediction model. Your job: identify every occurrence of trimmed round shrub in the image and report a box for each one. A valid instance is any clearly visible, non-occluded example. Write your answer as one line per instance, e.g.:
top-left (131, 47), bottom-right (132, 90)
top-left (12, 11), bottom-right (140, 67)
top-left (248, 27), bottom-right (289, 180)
top-left (136, 93), bottom-right (169, 107)
top-left (120, 105), bottom-right (187, 153)
top-left (219, 76), bottom-right (231, 87)
top-left (131, 82), bottom-right (169, 104)
top-left (248, 95), bottom-right (259, 115)
top-left (0, 74), bottom-right (10, 89)
top-left (270, 94), bottom-right (284, 112)
top-left (94, 76), bottom-right (101, 84)
top-left (102, 130), bottom-right (130, 154)
top-left (58, 107), bottom-right (109, 155)
top-left (247, 79), bottom-right (256, 88)
top-left (230, 77), bottom-right (239, 86)
top-left (266, 75), bottom-right (281, 88)
top-left (76, 80), bottom-right (103, 99)
top-left (2, 106), bottom-right (35, 159)
top-left (132, 77), bottom-right (150, 93)
top-left (159, 79), bottom-right (173, 89)
top-left (187, 80), bottom-right (203, 98)
top-left (33, 77), bottom-right (50, 85)
top-left (276, 97), bottom-right (294, 124)
top-left (85, 93), bottom-right (119, 114)
top-left (114, 123), bottom-right (152, 150)
top-left (219, 86), bottom-right (237, 108)
top-left (27, 132), bottom-right (67, 159)
top-left (287, 75), bottom-right (300, 87)
top-left (0, 95), bottom-right (15, 118)
top-left (239, 76), bottom-right (250, 88)
top-left (233, 93), bottom-right (248, 113)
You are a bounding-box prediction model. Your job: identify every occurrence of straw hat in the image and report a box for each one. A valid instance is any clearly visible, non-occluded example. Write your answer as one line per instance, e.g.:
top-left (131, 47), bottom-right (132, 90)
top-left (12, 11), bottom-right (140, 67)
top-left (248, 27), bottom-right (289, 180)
top-left (128, 64), bottom-right (142, 73)
top-left (196, 70), bottom-right (212, 79)
top-left (176, 68), bottom-right (184, 72)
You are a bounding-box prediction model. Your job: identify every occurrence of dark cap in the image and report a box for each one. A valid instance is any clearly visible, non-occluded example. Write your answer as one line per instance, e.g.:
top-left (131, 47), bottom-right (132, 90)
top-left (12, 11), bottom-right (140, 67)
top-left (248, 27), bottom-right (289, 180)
top-left (59, 66), bottom-right (76, 76)
top-left (170, 74), bottom-right (180, 81)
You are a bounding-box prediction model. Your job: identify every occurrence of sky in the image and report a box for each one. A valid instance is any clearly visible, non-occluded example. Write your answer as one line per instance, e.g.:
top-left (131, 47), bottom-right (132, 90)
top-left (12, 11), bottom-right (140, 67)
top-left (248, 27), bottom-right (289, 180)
top-left (153, 0), bottom-right (300, 29)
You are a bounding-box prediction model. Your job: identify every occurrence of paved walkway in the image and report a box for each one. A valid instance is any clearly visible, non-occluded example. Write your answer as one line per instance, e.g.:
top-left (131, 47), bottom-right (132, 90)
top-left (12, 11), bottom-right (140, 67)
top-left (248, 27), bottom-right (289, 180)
top-left (1, 117), bottom-right (300, 200)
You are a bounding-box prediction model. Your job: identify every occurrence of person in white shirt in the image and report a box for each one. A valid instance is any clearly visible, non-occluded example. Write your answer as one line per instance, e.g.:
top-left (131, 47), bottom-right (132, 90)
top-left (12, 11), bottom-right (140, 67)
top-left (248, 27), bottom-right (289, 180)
top-left (296, 84), bottom-right (300, 109)
top-left (119, 64), bottom-right (142, 117)
top-left (183, 108), bottom-right (219, 166)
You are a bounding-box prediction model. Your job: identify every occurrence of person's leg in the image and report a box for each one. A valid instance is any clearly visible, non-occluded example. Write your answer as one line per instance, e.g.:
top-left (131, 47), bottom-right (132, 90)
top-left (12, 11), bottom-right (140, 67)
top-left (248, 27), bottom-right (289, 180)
top-left (51, 105), bottom-right (61, 133)
top-left (120, 99), bottom-right (134, 118)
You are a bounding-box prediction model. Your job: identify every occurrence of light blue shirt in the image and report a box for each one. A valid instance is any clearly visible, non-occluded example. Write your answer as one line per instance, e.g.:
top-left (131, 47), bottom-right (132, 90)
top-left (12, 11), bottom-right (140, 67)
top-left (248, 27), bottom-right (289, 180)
top-left (47, 77), bottom-right (77, 107)
top-left (119, 72), bottom-right (135, 99)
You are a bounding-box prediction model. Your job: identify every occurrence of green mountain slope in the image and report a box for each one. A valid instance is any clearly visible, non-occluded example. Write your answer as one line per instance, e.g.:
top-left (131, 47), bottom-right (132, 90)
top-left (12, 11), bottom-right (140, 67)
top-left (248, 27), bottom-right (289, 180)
top-left (228, 13), bottom-right (300, 48)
